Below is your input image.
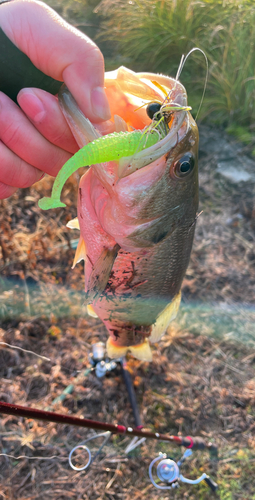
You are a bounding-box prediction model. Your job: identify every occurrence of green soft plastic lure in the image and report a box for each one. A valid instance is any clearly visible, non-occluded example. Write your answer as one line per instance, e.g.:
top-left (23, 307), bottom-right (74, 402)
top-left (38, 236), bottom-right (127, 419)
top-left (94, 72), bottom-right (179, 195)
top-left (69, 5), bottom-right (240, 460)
top-left (38, 129), bottom-right (160, 210)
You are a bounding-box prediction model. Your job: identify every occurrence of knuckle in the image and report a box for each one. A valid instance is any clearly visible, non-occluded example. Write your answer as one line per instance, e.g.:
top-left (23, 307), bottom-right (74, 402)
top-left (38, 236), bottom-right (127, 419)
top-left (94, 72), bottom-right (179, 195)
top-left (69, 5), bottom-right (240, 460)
top-left (50, 128), bottom-right (69, 146)
top-left (87, 45), bottom-right (104, 68)
top-left (17, 165), bottom-right (41, 189)
top-left (1, 123), bottom-right (21, 149)
top-left (0, 182), bottom-right (17, 199)
top-left (1, 158), bottom-right (40, 190)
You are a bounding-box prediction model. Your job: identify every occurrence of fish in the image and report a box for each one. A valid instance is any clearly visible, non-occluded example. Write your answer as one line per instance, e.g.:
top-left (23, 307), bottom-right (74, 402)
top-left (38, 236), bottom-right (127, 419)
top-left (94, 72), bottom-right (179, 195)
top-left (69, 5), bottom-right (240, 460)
top-left (40, 66), bottom-right (199, 361)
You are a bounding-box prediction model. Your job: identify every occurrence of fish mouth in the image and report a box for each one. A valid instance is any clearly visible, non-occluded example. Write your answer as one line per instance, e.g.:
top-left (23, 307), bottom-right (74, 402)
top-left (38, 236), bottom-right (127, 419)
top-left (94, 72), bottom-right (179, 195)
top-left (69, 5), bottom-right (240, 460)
top-left (104, 67), bottom-right (190, 179)
top-left (59, 67), bottom-right (190, 178)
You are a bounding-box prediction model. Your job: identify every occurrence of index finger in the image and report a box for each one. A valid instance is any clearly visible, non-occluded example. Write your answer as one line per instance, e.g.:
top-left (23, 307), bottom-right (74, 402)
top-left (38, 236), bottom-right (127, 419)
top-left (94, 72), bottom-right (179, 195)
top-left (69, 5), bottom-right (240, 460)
top-left (0, 0), bottom-right (111, 122)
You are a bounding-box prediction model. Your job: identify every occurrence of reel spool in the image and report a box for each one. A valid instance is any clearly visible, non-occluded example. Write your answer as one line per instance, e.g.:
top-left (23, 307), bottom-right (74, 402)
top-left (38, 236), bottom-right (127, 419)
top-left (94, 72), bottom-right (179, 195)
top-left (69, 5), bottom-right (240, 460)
top-left (157, 457), bottom-right (180, 484)
top-left (149, 450), bottom-right (218, 491)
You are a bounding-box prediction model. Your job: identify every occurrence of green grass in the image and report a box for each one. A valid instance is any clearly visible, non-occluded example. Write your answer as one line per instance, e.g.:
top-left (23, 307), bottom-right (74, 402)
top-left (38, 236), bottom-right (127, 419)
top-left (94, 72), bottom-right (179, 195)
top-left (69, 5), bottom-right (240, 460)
top-left (1, 276), bottom-right (255, 349)
top-left (96, 0), bottom-right (255, 136)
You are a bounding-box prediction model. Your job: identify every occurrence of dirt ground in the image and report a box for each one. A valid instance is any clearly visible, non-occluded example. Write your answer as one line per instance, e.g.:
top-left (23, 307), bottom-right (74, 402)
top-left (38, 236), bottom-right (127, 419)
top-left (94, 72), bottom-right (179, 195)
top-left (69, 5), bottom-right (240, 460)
top-left (0, 125), bottom-right (255, 499)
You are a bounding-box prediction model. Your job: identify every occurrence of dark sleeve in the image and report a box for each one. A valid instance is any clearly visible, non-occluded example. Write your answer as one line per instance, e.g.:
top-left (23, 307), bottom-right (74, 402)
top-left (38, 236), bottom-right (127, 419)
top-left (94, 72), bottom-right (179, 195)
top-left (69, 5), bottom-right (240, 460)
top-left (0, 0), bottom-right (62, 102)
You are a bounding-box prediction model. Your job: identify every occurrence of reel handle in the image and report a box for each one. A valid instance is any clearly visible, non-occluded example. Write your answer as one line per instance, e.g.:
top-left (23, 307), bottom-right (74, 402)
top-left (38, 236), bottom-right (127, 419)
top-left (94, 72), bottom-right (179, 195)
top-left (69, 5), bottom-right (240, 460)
top-left (204, 476), bottom-right (218, 492)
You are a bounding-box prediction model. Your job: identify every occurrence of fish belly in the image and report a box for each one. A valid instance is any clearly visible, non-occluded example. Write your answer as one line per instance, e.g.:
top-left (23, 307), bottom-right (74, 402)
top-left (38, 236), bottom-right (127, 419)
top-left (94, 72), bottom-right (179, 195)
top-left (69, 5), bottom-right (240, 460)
top-left (78, 171), bottom-right (194, 349)
top-left (92, 229), bottom-right (191, 348)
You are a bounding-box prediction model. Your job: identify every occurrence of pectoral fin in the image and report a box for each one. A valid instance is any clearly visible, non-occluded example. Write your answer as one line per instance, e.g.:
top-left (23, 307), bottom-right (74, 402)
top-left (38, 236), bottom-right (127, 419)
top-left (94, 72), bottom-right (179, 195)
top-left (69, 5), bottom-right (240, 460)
top-left (149, 291), bottom-right (181, 343)
top-left (72, 236), bottom-right (86, 268)
top-left (84, 244), bottom-right (120, 304)
top-left (66, 217), bottom-right (80, 230)
top-left (87, 304), bottom-right (98, 318)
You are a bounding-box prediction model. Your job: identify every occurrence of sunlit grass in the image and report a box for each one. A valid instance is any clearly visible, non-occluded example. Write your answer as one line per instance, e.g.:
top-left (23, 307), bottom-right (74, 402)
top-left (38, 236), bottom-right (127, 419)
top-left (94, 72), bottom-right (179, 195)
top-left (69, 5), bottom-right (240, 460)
top-left (97, 0), bottom-right (255, 137)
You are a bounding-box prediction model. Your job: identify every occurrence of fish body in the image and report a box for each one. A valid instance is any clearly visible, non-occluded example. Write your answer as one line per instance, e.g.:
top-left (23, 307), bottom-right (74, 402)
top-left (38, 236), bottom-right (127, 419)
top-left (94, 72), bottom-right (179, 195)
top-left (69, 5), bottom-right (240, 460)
top-left (42, 67), bottom-right (199, 361)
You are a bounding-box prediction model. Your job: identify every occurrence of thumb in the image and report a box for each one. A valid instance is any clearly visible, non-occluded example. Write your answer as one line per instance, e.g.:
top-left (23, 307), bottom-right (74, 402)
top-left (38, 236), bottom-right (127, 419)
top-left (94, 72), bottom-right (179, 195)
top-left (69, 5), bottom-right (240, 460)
top-left (0, 0), bottom-right (111, 122)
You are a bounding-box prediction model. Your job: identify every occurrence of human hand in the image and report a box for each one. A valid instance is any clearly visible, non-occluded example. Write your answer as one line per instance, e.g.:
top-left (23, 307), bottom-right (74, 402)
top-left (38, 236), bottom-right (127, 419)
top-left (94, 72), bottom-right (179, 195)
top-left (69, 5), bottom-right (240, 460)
top-left (0, 0), bottom-right (111, 199)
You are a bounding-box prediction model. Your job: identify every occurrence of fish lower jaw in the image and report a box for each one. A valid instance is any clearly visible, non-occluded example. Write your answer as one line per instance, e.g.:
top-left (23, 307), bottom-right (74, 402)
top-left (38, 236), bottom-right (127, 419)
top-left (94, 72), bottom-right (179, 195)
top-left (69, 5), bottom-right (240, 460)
top-left (106, 337), bottom-right (152, 362)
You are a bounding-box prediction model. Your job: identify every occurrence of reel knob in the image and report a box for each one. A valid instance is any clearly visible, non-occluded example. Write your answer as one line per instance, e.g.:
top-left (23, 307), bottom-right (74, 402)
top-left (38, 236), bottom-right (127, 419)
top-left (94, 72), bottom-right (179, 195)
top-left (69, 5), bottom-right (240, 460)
top-left (92, 342), bottom-right (105, 362)
top-left (157, 459), bottom-right (179, 483)
top-left (95, 360), bottom-right (107, 378)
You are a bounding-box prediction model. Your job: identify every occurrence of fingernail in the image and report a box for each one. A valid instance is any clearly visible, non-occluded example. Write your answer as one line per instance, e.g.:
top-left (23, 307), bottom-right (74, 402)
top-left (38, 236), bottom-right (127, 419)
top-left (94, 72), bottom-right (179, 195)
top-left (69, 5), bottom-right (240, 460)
top-left (91, 87), bottom-right (111, 121)
top-left (18, 89), bottom-right (46, 123)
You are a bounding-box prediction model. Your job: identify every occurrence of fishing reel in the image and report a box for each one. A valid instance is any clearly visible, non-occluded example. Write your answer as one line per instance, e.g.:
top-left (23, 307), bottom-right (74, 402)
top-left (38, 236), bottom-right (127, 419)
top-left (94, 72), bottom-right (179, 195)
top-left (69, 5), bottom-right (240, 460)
top-left (89, 342), bottom-right (119, 378)
top-left (149, 449), bottom-right (218, 492)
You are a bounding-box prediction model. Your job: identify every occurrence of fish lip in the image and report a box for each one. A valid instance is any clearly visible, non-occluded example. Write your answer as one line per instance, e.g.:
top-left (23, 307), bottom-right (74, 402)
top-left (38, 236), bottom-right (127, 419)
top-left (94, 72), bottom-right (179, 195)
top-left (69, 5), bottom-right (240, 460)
top-left (118, 109), bottom-right (188, 179)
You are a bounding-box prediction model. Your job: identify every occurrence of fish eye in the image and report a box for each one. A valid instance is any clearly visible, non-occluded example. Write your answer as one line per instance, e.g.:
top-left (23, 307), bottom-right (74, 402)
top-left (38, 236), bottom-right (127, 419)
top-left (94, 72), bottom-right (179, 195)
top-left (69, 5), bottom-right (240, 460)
top-left (146, 102), bottom-right (161, 120)
top-left (174, 153), bottom-right (195, 177)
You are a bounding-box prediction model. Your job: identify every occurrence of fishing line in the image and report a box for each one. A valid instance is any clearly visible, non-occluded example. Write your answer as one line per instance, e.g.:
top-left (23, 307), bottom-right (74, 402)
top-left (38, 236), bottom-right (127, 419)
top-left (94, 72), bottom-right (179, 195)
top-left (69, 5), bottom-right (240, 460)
top-left (69, 431), bottom-right (112, 471)
top-left (0, 339), bottom-right (94, 380)
top-left (175, 47), bottom-right (209, 121)
top-left (0, 340), bottom-right (89, 378)
top-left (0, 453), bottom-right (66, 461)
top-left (0, 341), bottom-right (51, 362)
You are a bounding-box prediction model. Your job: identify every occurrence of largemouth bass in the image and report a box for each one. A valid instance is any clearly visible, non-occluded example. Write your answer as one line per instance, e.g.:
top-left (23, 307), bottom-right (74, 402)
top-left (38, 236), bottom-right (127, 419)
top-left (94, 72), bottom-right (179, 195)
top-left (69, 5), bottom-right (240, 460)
top-left (40, 66), bottom-right (199, 361)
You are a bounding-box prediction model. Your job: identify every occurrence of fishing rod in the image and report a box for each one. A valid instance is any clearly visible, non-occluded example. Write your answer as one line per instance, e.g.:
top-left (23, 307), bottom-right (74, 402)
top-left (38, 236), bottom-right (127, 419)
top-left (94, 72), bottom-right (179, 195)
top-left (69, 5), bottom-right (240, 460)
top-left (0, 342), bottom-right (218, 492)
top-left (0, 400), bottom-right (218, 491)
top-left (0, 400), bottom-right (213, 450)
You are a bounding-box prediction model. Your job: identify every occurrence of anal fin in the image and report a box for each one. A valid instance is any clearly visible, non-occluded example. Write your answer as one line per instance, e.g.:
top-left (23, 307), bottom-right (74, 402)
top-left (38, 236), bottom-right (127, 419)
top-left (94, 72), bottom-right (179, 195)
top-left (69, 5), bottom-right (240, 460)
top-left (149, 291), bottom-right (181, 343)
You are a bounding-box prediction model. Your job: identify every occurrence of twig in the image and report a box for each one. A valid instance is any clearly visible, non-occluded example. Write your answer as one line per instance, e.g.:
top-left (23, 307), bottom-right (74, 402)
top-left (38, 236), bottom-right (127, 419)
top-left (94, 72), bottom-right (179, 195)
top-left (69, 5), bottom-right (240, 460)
top-left (0, 342), bottom-right (51, 362)
top-left (105, 462), bottom-right (121, 490)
